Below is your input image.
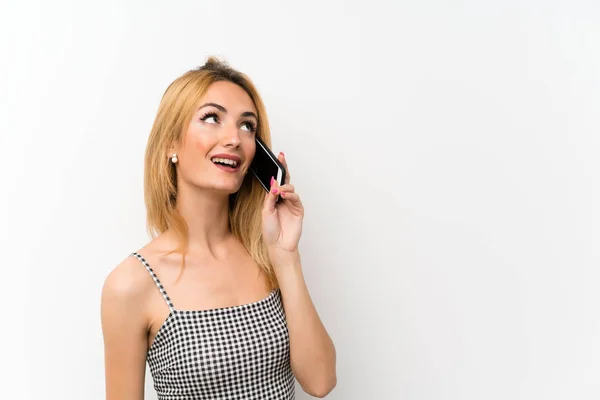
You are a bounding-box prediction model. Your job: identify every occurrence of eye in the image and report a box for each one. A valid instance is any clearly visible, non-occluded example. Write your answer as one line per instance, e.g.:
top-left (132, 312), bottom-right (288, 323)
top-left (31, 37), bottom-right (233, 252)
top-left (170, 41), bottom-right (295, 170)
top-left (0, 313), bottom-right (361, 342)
top-left (241, 120), bottom-right (257, 133)
top-left (200, 112), bottom-right (219, 124)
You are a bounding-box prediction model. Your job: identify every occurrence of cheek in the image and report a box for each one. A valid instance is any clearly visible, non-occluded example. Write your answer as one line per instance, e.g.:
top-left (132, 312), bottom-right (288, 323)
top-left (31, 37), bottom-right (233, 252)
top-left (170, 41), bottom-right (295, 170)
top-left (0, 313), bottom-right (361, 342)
top-left (193, 136), bottom-right (211, 153)
top-left (185, 125), bottom-right (211, 154)
top-left (244, 136), bottom-right (256, 157)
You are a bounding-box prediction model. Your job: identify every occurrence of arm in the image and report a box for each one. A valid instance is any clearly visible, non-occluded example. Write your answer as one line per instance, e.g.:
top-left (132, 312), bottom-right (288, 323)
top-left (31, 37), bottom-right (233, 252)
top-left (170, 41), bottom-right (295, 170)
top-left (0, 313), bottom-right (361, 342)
top-left (261, 152), bottom-right (337, 397)
top-left (100, 258), bottom-right (149, 400)
top-left (273, 251), bottom-right (337, 398)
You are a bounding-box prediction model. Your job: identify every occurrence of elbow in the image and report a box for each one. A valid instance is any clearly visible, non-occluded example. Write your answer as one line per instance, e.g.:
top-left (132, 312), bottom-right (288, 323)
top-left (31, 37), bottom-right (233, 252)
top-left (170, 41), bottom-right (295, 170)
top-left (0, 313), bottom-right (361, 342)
top-left (304, 375), bottom-right (337, 398)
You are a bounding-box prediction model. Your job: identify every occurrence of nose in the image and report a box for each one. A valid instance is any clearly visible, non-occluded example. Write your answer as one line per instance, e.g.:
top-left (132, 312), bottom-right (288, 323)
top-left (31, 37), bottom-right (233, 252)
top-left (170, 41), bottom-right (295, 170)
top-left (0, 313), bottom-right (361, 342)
top-left (221, 123), bottom-right (241, 148)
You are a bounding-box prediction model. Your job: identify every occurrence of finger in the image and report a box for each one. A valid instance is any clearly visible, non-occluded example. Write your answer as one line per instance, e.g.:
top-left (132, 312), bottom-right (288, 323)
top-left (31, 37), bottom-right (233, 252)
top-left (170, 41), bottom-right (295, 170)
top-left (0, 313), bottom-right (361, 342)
top-left (263, 176), bottom-right (279, 214)
top-left (277, 183), bottom-right (295, 194)
top-left (278, 152), bottom-right (291, 184)
top-left (279, 191), bottom-right (300, 203)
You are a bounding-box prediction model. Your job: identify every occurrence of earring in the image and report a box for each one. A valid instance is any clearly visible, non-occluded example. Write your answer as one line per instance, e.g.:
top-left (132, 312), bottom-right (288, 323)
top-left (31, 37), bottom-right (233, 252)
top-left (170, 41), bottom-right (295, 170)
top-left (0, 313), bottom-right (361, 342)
top-left (170, 153), bottom-right (178, 163)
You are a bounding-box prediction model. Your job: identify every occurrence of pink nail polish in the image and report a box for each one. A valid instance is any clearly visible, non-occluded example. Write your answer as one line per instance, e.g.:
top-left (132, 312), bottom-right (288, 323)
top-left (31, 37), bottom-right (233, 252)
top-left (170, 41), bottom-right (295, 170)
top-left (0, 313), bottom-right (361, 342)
top-left (270, 176), bottom-right (275, 186)
top-left (280, 192), bottom-right (286, 197)
top-left (272, 187), bottom-right (279, 194)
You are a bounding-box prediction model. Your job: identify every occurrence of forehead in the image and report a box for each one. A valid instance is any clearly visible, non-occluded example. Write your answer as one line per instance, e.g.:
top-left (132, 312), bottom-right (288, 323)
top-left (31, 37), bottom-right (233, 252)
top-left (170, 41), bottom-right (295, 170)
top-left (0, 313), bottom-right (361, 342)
top-left (198, 81), bottom-right (257, 114)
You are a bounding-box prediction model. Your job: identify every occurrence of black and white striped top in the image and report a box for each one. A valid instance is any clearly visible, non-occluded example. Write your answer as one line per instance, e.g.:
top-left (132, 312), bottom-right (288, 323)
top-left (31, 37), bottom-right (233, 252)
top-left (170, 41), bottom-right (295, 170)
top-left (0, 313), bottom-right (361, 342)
top-left (130, 252), bottom-right (295, 399)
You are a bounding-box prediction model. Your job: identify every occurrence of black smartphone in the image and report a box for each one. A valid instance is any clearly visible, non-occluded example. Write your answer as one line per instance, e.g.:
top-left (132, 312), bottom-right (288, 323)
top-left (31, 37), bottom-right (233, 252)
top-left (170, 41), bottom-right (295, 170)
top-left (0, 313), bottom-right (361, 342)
top-left (250, 136), bottom-right (286, 198)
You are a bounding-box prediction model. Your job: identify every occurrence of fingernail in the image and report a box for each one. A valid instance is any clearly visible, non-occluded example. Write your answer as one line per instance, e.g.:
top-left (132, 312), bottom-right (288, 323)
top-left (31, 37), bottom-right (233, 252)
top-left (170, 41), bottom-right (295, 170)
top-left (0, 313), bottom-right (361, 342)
top-left (270, 176), bottom-right (274, 186)
top-left (272, 187), bottom-right (279, 194)
top-left (280, 152), bottom-right (285, 157)
top-left (280, 192), bottom-right (286, 197)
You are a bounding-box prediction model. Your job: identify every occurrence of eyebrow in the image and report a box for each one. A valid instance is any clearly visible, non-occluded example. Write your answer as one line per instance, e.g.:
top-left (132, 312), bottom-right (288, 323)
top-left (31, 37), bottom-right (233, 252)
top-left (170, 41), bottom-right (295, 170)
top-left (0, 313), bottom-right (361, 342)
top-left (197, 102), bottom-right (258, 120)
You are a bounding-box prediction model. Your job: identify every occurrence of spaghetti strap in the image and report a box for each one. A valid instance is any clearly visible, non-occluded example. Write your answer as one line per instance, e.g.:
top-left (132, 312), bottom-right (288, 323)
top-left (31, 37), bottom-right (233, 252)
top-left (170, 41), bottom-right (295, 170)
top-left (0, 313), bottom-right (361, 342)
top-left (130, 252), bottom-right (175, 312)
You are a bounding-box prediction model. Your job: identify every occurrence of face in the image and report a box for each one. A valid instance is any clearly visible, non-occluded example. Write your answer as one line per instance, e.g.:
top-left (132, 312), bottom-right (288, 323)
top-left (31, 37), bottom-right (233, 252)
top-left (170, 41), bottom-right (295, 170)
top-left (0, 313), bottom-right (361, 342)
top-left (172, 80), bottom-right (258, 195)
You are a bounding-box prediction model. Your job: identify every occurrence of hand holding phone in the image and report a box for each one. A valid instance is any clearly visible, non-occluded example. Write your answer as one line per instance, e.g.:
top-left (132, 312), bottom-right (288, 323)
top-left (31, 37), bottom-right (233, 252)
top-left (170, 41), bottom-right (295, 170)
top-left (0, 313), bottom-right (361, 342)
top-left (250, 137), bottom-right (286, 199)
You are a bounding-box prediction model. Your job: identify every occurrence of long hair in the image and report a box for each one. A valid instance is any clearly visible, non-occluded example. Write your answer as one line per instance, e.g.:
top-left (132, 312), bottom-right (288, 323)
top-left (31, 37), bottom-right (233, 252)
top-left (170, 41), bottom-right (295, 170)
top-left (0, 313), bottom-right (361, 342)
top-left (143, 57), bottom-right (278, 289)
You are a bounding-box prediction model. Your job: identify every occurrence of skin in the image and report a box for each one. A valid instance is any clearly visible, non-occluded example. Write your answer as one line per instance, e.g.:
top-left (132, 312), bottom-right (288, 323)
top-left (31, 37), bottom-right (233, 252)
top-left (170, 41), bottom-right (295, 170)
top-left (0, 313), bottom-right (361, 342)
top-left (100, 81), bottom-right (337, 399)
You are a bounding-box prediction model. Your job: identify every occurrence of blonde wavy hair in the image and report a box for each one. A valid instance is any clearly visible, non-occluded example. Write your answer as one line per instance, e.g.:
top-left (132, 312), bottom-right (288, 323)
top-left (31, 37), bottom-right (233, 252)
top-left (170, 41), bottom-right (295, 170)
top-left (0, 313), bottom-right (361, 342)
top-left (143, 57), bottom-right (278, 289)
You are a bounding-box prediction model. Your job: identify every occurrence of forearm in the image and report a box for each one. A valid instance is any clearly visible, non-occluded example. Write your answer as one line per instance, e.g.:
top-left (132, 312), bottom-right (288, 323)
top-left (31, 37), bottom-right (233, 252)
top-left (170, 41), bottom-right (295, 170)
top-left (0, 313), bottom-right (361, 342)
top-left (272, 251), bottom-right (337, 397)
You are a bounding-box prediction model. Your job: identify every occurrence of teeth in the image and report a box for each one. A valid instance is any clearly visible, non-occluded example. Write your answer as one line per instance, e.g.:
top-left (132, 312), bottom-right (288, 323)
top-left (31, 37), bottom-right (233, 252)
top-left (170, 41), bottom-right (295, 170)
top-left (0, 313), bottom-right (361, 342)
top-left (211, 157), bottom-right (238, 167)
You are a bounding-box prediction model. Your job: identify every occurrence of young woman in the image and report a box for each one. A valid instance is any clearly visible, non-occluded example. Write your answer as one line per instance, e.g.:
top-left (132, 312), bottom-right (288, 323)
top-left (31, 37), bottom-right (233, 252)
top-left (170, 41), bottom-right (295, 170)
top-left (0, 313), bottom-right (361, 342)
top-left (100, 57), bottom-right (336, 399)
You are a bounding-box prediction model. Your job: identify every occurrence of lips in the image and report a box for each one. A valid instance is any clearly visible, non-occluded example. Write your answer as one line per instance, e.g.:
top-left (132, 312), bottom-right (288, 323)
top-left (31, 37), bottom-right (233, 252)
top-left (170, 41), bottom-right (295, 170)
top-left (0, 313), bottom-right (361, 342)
top-left (210, 153), bottom-right (242, 172)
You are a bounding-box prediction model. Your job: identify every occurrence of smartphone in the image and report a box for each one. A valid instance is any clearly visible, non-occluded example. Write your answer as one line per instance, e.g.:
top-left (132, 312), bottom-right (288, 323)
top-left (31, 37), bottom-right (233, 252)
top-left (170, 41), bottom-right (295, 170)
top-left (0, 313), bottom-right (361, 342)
top-left (250, 136), bottom-right (286, 198)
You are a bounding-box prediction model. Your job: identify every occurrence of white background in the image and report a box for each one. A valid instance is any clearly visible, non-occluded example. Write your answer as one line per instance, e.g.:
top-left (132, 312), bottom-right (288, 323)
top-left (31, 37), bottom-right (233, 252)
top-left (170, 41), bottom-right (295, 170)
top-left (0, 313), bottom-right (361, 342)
top-left (1, 0), bottom-right (598, 399)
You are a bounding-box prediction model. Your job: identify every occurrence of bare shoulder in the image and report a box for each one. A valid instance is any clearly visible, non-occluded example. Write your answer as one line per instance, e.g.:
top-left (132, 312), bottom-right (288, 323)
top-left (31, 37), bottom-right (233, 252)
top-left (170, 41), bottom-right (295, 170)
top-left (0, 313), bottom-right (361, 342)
top-left (101, 254), bottom-right (153, 308)
top-left (101, 253), bottom-right (154, 398)
top-left (101, 236), bottom-right (170, 319)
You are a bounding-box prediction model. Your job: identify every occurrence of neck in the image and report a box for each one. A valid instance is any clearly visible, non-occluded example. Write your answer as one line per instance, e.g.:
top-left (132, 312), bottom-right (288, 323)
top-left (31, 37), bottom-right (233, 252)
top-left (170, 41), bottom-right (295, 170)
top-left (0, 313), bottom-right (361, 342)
top-left (171, 181), bottom-right (232, 252)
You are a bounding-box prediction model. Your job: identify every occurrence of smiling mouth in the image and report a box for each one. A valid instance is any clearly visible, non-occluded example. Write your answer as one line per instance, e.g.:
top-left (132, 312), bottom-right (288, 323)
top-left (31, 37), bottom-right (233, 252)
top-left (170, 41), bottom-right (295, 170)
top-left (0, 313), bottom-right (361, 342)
top-left (211, 157), bottom-right (240, 172)
top-left (211, 157), bottom-right (238, 168)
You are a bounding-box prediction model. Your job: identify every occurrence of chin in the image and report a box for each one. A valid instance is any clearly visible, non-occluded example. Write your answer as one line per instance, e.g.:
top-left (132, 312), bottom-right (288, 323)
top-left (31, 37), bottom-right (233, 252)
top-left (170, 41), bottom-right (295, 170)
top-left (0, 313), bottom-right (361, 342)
top-left (191, 169), bottom-right (248, 196)
top-left (212, 180), bottom-right (245, 195)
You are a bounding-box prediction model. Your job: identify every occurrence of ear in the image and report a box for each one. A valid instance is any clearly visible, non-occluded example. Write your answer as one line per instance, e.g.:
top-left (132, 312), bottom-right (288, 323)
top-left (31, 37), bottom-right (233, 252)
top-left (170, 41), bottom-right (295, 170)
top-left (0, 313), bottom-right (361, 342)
top-left (166, 142), bottom-right (178, 157)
